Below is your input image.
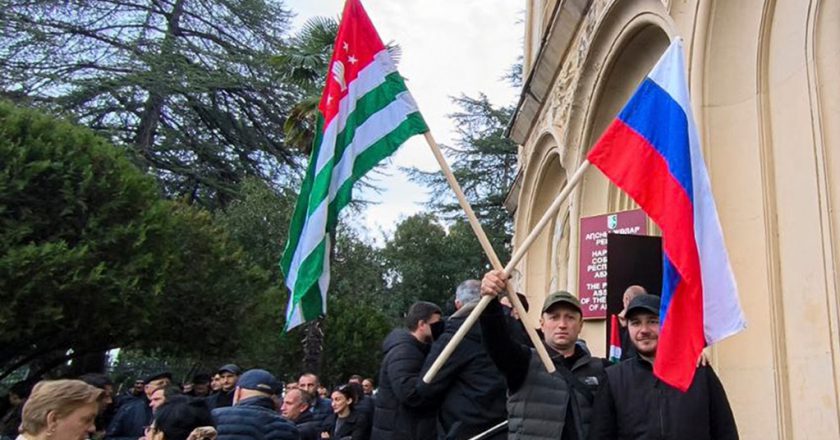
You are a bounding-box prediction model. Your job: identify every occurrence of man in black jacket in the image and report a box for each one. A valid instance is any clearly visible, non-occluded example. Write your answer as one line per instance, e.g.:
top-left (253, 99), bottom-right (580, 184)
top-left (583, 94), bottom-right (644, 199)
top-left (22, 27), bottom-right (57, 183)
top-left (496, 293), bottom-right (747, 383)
top-left (481, 271), bottom-right (608, 440)
top-left (418, 280), bottom-right (507, 440)
top-left (206, 364), bottom-right (241, 410)
top-left (372, 301), bottom-right (443, 440)
top-left (213, 369), bottom-right (299, 440)
top-left (281, 387), bottom-right (320, 440)
top-left (106, 371), bottom-right (171, 440)
top-left (588, 294), bottom-right (739, 440)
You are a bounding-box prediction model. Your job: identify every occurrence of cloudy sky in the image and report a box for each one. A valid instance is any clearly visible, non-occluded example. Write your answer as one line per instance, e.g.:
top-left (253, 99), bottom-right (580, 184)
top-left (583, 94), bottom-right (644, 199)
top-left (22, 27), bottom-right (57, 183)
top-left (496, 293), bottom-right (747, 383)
top-left (285, 0), bottom-right (524, 240)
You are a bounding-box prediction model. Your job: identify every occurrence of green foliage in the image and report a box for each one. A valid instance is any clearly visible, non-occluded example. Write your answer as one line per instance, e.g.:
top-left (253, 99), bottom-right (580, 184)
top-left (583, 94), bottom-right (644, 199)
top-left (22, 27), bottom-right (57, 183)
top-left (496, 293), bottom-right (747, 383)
top-left (407, 94), bottom-right (517, 264)
top-left (381, 214), bottom-right (485, 316)
top-left (0, 100), bottom-right (168, 373)
top-left (0, 101), bottom-right (266, 378)
top-left (214, 179), bottom-right (302, 375)
top-left (0, 0), bottom-right (300, 206)
top-left (320, 227), bottom-right (391, 383)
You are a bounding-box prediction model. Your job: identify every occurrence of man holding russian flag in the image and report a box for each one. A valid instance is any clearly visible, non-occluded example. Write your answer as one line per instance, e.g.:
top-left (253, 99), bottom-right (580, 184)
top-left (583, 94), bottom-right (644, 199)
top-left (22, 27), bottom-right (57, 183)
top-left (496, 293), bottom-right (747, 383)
top-left (582, 36), bottom-right (743, 439)
top-left (478, 36), bottom-right (745, 440)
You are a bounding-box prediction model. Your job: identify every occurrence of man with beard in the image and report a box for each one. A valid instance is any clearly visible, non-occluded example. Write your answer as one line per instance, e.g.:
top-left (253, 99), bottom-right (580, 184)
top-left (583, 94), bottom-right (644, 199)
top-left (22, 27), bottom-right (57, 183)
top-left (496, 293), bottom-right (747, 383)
top-left (206, 364), bottom-right (240, 410)
top-left (372, 301), bottom-right (443, 440)
top-left (588, 294), bottom-right (739, 440)
top-left (297, 373), bottom-right (331, 424)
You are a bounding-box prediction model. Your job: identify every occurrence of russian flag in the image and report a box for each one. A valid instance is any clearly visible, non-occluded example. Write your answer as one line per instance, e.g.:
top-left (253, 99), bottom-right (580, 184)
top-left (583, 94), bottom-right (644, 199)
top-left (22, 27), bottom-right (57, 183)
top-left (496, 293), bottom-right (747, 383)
top-left (587, 38), bottom-right (746, 391)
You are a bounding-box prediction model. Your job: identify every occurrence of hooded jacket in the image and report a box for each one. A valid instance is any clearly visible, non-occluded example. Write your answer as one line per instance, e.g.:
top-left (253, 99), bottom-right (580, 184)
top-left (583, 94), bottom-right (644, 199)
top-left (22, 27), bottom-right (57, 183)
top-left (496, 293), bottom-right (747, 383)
top-left (371, 328), bottom-right (437, 440)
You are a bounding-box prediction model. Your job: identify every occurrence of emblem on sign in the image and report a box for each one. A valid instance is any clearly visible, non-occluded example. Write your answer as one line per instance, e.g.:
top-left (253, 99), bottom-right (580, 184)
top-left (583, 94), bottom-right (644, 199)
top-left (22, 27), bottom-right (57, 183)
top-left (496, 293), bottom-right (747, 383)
top-left (607, 214), bottom-right (618, 230)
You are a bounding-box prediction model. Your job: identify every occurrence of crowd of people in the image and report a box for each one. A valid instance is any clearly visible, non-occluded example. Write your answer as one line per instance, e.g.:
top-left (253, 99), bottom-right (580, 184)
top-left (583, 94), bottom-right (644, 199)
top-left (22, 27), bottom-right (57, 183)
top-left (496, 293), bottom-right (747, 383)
top-left (0, 270), bottom-right (739, 440)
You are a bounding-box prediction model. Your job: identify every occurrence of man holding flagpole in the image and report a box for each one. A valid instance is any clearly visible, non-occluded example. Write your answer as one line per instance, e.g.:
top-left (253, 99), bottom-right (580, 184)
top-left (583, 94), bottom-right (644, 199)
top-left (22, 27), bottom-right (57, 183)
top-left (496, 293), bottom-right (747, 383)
top-left (480, 272), bottom-right (608, 440)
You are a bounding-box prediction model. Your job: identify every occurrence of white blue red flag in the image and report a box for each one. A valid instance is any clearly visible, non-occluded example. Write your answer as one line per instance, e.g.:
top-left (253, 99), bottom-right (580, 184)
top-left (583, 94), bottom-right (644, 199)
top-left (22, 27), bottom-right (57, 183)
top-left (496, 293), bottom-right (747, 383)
top-left (587, 38), bottom-right (746, 391)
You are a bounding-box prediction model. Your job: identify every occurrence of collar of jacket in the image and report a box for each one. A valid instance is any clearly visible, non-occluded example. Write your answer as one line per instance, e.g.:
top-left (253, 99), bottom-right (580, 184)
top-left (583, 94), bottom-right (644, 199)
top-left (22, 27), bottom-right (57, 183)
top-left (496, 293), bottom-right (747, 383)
top-left (451, 299), bottom-right (480, 319)
top-left (235, 395), bottom-right (276, 410)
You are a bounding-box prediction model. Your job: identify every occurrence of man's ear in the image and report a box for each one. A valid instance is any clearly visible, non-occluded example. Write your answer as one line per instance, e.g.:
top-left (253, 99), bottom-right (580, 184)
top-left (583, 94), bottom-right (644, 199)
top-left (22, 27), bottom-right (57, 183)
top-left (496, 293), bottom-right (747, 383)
top-left (46, 410), bottom-right (59, 430)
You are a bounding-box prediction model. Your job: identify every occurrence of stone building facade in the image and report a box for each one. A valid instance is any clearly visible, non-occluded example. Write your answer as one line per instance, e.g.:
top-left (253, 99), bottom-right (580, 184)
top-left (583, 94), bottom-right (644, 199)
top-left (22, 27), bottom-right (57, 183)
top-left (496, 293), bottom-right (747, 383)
top-left (507, 0), bottom-right (839, 438)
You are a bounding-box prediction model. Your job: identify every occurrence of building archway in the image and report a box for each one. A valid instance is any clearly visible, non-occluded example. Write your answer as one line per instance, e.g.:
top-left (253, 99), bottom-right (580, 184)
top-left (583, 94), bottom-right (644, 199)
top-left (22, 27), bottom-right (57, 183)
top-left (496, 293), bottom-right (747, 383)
top-left (563, 1), bottom-right (673, 355)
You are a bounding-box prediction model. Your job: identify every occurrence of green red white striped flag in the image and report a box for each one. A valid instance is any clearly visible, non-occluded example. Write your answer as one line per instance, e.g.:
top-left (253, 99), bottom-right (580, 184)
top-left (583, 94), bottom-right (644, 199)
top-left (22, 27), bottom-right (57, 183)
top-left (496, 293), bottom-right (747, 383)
top-left (280, 0), bottom-right (428, 330)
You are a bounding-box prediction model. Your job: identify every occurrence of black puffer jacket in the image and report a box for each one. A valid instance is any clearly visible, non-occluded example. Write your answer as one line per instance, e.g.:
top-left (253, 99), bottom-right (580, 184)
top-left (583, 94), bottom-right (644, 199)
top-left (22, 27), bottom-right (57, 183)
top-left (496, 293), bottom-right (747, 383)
top-left (588, 357), bottom-right (738, 440)
top-left (418, 301), bottom-right (507, 440)
top-left (371, 329), bottom-right (437, 440)
top-left (212, 396), bottom-right (300, 440)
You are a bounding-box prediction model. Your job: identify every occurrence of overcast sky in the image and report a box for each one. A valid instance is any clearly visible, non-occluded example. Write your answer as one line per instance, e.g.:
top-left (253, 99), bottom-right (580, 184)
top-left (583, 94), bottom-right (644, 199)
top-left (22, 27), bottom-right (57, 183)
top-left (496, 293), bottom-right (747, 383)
top-left (285, 0), bottom-right (524, 241)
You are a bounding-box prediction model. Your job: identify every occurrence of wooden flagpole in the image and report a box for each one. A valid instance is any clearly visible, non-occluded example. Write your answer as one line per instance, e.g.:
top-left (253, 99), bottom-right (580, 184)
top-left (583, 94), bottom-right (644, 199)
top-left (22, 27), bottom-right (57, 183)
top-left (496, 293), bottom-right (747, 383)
top-left (422, 146), bottom-right (591, 382)
top-left (423, 131), bottom-right (554, 383)
top-left (421, 132), bottom-right (554, 381)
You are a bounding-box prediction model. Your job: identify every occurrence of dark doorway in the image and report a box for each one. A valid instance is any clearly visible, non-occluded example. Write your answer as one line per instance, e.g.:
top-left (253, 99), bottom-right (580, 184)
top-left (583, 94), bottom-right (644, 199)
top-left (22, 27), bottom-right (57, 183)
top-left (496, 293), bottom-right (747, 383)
top-left (605, 234), bottom-right (662, 354)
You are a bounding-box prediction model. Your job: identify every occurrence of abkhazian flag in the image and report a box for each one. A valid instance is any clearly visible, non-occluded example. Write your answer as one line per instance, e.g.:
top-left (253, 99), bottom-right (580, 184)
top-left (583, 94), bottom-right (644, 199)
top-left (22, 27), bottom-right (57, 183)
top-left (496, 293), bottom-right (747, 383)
top-left (609, 314), bottom-right (622, 364)
top-left (587, 38), bottom-right (746, 391)
top-left (280, 0), bottom-right (428, 330)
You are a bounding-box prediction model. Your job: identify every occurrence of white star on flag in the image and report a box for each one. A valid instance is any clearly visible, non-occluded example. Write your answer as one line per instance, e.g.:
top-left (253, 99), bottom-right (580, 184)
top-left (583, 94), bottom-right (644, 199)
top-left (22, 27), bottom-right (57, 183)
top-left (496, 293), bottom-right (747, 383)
top-left (348, 55), bottom-right (358, 64)
top-left (343, 42), bottom-right (349, 51)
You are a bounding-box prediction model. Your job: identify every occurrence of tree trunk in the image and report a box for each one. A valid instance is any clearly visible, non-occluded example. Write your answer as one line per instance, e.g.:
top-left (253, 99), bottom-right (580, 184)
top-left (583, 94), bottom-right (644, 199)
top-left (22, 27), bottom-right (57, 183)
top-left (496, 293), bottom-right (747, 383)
top-left (68, 351), bottom-right (108, 376)
top-left (133, 0), bottom-right (186, 152)
top-left (302, 319), bottom-right (323, 374)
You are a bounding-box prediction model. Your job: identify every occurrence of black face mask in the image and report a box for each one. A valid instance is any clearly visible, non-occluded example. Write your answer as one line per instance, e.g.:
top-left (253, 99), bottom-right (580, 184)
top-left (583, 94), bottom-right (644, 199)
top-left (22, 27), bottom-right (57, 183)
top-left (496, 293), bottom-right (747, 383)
top-left (430, 320), bottom-right (446, 341)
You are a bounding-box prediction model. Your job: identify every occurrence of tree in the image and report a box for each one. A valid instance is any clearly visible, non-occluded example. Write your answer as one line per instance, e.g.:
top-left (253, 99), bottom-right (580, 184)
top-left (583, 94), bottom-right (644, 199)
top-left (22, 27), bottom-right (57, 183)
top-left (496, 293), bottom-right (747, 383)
top-left (320, 226), bottom-right (391, 384)
top-left (213, 179), bottom-right (303, 376)
top-left (407, 94), bottom-right (518, 264)
top-left (0, 101), bottom-right (265, 379)
top-left (382, 214), bottom-right (462, 315)
top-left (215, 181), bottom-right (393, 381)
top-left (0, 0), bottom-right (299, 207)
top-left (274, 16), bottom-right (339, 154)
top-left (0, 100), bottom-right (167, 378)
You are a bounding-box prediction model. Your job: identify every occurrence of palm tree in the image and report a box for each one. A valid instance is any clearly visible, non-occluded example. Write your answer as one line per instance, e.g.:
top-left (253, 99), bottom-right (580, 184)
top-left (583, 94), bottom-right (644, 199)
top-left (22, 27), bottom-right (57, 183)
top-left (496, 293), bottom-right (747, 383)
top-left (274, 17), bottom-right (339, 154)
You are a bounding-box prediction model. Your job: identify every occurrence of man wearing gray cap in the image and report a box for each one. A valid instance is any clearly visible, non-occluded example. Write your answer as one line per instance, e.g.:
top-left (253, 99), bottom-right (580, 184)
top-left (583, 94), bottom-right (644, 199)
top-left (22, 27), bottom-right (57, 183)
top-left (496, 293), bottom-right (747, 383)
top-left (481, 270), bottom-right (608, 440)
top-left (212, 368), bottom-right (299, 440)
top-left (206, 363), bottom-right (241, 410)
top-left (588, 294), bottom-right (738, 440)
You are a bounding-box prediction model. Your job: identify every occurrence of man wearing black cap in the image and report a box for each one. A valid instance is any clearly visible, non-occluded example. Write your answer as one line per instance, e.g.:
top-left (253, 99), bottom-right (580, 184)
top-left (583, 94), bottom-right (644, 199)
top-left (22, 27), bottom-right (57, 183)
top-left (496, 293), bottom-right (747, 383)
top-left (187, 373), bottom-right (212, 398)
top-left (588, 294), bottom-right (739, 440)
top-left (213, 369), bottom-right (299, 440)
top-left (206, 364), bottom-right (241, 410)
top-left (480, 270), bottom-right (608, 440)
top-left (105, 371), bottom-right (171, 440)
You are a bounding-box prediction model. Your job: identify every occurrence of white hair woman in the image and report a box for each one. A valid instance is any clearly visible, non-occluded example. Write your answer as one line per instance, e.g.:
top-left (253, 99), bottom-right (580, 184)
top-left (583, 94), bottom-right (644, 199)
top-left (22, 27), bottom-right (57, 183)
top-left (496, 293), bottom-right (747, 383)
top-left (17, 379), bottom-right (105, 440)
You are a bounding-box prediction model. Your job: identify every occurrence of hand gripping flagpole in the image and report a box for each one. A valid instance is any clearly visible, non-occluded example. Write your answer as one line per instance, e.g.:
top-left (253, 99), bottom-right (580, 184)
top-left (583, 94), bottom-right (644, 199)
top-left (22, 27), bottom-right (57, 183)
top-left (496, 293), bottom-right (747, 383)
top-left (422, 144), bottom-right (591, 383)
